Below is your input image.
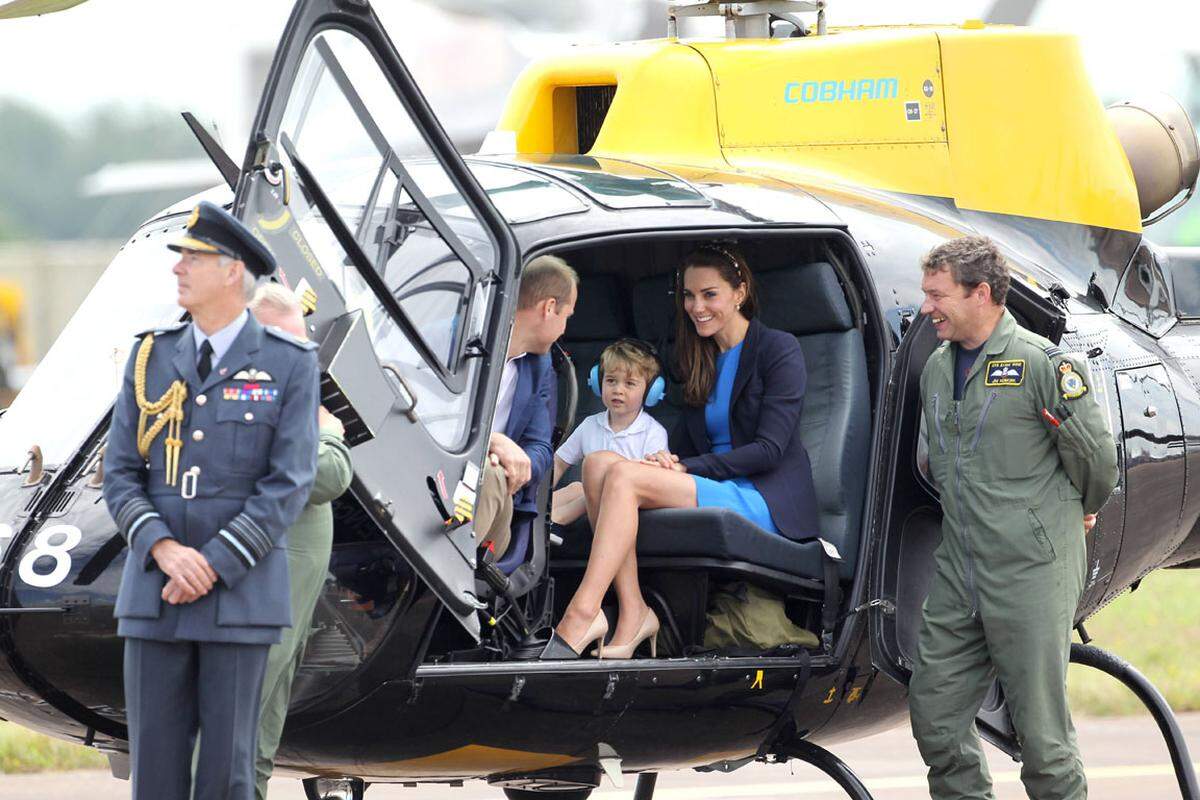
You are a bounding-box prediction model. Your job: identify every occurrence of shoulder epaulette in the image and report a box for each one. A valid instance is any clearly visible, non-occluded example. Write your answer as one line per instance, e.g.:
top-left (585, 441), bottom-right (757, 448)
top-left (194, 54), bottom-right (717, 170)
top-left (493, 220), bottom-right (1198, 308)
top-left (1042, 344), bottom-right (1064, 360)
top-left (135, 320), bottom-right (187, 338)
top-left (264, 325), bottom-right (318, 350)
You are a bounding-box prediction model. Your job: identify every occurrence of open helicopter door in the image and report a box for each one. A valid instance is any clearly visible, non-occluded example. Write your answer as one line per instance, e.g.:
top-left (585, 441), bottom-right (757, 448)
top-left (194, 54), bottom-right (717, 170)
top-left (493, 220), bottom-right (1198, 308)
top-left (867, 282), bottom-right (1068, 758)
top-left (233, 0), bottom-right (520, 640)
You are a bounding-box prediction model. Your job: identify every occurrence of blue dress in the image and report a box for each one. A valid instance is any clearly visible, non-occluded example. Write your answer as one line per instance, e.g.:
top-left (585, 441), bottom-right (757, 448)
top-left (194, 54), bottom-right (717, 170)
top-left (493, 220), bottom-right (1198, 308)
top-left (690, 342), bottom-right (781, 534)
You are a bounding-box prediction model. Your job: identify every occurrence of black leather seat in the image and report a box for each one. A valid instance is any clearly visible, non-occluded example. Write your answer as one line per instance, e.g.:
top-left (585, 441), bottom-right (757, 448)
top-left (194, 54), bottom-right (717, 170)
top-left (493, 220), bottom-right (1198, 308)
top-left (557, 261), bottom-right (870, 594)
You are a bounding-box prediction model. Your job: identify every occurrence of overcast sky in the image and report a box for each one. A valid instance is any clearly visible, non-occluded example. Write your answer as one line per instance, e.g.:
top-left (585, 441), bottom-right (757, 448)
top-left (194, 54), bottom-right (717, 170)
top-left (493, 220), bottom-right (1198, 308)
top-left (1, 0), bottom-right (1197, 145)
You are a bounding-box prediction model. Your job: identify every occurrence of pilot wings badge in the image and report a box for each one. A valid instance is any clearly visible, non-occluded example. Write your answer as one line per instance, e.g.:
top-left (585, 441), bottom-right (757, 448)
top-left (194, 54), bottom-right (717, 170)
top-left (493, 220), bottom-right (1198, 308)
top-left (984, 359), bottom-right (1025, 387)
top-left (232, 368), bottom-right (274, 382)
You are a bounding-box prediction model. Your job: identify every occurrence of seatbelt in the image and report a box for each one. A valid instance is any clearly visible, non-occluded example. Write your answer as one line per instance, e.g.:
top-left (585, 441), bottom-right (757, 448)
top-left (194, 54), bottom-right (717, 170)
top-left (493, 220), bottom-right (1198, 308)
top-left (816, 539), bottom-right (844, 651)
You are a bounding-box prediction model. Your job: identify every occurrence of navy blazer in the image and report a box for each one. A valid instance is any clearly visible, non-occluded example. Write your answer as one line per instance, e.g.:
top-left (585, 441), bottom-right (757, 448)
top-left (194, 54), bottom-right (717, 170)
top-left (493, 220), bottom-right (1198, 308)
top-left (503, 352), bottom-right (555, 515)
top-left (670, 318), bottom-right (821, 542)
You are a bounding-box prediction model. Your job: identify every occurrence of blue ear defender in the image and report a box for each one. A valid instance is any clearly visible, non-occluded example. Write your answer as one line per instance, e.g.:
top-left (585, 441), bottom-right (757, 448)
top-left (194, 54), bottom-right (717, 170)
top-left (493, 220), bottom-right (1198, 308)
top-left (589, 340), bottom-right (666, 408)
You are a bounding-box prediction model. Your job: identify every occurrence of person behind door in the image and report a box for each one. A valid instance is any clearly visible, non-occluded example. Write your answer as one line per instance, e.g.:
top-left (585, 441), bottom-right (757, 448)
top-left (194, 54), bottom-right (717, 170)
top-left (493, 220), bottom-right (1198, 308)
top-left (910, 235), bottom-right (1118, 800)
top-left (544, 245), bottom-right (821, 660)
top-left (550, 338), bottom-right (669, 525)
top-left (248, 284), bottom-right (353, 800)
top-left (103, 201), bottom-right (320, 800)
top-left (472, 255), bottom-right (577, 562)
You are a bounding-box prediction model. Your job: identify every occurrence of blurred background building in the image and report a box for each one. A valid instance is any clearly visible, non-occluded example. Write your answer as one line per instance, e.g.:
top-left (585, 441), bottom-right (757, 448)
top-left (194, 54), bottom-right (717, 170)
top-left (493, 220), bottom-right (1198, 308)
top-left (0, 0), bottom-right (1196, 396)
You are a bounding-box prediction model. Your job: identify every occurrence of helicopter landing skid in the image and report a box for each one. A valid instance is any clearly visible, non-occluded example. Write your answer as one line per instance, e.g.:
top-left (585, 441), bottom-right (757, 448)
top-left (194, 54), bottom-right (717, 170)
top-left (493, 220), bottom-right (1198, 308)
top-left (1070, 643), bottom-right (1199, 800)
top-left (773, 740), bottom-right (876, 800)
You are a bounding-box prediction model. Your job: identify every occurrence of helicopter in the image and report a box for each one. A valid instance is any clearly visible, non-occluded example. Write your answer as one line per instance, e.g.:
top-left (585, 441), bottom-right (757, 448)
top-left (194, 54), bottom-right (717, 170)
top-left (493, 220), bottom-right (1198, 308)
top-left (0, 1), bottom-right (1198, 799)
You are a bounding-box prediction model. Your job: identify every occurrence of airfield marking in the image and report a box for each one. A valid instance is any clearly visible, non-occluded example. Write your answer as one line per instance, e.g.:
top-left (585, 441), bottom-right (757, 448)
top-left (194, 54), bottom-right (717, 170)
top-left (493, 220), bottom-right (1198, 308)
top-left (590, 761), bottom-right (1200, 797)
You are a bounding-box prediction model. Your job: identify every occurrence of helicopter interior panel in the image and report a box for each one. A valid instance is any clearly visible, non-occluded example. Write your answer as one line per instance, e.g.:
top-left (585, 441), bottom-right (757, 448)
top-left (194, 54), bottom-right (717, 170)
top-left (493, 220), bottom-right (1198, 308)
top-left (545, 236), bottom-right (874, 644)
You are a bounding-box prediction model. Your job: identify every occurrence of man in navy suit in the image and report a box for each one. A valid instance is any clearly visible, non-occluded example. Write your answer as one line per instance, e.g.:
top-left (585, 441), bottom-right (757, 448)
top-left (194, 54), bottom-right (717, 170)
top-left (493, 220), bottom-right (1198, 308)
top-left (474, 255), bottom-right (576, 558)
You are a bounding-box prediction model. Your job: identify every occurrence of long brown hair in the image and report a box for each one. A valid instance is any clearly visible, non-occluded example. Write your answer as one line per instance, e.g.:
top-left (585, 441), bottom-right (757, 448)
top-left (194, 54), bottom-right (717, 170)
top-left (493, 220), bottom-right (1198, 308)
top-left (674, 245), bottom-right (758, 406)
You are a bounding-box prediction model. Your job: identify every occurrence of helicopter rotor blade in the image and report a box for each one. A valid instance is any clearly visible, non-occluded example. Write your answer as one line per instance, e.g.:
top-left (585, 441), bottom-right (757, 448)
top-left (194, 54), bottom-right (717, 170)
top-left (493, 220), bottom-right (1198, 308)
top-left (0, 0), bottom-right (88, 20)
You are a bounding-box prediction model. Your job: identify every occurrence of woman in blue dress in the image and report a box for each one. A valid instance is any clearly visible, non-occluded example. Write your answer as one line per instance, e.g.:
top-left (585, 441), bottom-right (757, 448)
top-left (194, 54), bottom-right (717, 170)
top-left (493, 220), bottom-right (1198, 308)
top-left (543, 246), bottom-right (821, 659)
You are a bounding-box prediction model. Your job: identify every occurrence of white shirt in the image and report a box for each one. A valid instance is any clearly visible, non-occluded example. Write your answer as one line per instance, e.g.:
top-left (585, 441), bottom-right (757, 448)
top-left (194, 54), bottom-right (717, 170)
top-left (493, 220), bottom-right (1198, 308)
top-left (556, 408), bottom-right (669, 466)
top-left (192, 309), bottom-right (249, 369)
top-left (491, 352), bottom-right (527, 435)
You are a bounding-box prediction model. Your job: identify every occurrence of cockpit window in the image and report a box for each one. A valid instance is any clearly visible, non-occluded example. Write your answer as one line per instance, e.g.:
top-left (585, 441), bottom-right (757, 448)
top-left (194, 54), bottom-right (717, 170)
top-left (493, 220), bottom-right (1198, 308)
top-left (278, 29), bottom-right (493, 375)
top-left (1112, 245), bottom-right (1175, 337)
top-left (0, 229), bottom-right (180, 470)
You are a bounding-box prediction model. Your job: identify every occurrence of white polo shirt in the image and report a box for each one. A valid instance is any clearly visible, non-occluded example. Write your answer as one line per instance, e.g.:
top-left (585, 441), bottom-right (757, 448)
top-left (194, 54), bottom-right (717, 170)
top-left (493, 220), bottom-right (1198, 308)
top-left (556, 408), bottom-right (669, 466)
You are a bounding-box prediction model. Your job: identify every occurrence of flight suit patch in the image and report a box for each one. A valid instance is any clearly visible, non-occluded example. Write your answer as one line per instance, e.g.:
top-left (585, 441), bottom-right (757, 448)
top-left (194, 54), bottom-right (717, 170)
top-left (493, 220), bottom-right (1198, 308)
top-left (1059, 360), bottom-right (1088, 399)
top-left (984, 359), bottom-right (1025, 387)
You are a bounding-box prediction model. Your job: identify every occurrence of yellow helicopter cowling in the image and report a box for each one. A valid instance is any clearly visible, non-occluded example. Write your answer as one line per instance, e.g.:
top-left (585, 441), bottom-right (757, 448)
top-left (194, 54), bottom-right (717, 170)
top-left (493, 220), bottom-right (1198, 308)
top-left (498, 41), bottom-right (725, 164)
top-left (496, 24), bottom-right (1142, 234)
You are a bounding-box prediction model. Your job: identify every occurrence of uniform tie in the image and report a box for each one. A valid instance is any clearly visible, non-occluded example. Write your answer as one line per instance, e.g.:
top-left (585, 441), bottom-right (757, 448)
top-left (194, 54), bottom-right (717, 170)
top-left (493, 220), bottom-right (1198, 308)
top-left (197, 339), bottom-right (213, 381)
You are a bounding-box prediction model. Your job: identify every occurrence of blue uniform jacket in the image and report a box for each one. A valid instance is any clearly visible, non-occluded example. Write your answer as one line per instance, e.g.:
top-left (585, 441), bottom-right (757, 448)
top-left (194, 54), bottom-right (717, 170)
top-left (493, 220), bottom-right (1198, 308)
top-left (670, 318), bottom-right (821, 542)
top-left (504, 353), bottom-right (555, 516)
top-left (103, 315), bottom-right (320, 644)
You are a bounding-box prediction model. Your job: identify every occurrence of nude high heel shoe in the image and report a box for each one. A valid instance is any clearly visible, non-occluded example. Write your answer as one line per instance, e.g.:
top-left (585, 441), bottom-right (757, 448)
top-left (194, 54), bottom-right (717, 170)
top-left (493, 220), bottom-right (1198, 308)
top-left (595, 608), bottom-right (659, 659)
top-left (540, 611), bottom-right (609, 660)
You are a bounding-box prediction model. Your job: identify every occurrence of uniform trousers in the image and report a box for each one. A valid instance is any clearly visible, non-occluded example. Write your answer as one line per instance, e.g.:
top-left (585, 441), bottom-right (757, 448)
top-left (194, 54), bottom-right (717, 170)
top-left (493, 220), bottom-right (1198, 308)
top-left (124, 637), bottom-right (269, 800)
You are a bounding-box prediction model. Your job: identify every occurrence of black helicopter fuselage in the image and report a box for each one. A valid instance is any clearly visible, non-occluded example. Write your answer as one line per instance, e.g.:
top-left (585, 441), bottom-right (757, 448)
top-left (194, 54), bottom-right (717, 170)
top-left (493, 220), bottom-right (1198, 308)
top-left (0, 157), bottom-right (1196, 785)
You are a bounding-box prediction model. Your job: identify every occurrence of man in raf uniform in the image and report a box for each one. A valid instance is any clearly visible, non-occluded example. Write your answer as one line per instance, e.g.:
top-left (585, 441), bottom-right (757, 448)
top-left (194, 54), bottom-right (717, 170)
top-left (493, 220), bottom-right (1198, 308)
top-left (909, 236), bottom-right (1118, 800)
top-left (103, 200), bottom-right (319, 800)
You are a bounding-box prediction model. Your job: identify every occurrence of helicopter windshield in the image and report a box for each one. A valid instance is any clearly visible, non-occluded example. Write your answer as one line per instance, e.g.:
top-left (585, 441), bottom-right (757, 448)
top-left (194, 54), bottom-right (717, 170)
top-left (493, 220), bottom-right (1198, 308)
top-left (0, 228), bottom-right (181, 470)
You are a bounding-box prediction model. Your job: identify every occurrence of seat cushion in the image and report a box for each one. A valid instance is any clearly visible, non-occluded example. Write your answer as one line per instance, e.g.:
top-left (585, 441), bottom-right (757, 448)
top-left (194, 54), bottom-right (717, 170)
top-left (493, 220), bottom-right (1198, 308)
top-left (632, 273), bottom-right (676, 342)
top-left (566, 273), bottom-right (628, 342)
top-left (796, 330), bottom-right (870, 579)
top-left (556, 508), bottom-right (826, 590)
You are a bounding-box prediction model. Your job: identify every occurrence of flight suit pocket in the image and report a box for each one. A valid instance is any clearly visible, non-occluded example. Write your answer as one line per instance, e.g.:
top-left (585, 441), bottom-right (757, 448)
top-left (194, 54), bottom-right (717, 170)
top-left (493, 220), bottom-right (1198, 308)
top-left (216, 401), bottom-right (281, 472)
top-left (1027, 508), bottom-right (1056, 562)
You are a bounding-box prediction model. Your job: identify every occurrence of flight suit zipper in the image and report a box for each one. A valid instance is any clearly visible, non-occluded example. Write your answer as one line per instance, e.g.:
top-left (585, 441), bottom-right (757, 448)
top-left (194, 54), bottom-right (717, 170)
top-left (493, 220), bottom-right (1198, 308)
top-left (932, 393), bottom-right (946, 452)
top-left (952, 401), bottom-right (980, 618)
top-left (970, 391), bottom-right (999, 454)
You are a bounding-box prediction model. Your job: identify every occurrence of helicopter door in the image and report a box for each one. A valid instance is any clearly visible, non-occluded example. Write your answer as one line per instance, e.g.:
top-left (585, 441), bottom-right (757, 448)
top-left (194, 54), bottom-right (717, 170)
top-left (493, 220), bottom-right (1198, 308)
top-left (233, 0), bottom-right (520, 639)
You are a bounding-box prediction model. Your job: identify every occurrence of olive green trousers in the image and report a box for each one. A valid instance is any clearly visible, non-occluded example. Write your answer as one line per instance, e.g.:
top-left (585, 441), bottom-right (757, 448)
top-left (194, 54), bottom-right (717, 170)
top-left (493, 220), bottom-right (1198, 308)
top-left (908, 519), bottom-right (1088, 800)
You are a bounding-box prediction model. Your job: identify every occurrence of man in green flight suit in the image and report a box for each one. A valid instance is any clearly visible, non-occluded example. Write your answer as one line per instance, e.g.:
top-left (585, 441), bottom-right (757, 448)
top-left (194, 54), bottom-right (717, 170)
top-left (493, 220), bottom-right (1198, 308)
top-left (909, 236), bottom-right (1118, 800)
top-left (250, 284), bottom-right (353, 800)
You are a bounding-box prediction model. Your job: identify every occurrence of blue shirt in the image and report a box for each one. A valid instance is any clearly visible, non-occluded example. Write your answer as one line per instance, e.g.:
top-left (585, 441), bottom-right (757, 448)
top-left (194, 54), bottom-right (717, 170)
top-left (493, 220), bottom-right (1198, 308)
top-left (193, 309), bottom-right (249, 368)
top-left (953, 342), bottom-right (983, 401)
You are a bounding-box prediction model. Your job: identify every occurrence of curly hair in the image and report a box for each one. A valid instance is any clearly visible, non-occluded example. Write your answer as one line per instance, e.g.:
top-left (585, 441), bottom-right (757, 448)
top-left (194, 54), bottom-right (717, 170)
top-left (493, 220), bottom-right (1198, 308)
top-left (920, 235), bottom-right (1010, 306)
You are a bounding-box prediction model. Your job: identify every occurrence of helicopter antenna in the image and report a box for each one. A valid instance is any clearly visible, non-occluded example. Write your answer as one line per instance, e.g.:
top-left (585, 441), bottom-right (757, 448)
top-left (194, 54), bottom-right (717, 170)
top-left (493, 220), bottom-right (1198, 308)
top-left (667, 1), bottom-right (827, 39)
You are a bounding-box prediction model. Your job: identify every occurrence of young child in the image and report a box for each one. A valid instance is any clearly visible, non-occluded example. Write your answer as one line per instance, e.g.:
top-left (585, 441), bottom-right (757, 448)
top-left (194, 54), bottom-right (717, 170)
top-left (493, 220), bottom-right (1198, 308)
top-left (552, 339), bottom-right (669, 525)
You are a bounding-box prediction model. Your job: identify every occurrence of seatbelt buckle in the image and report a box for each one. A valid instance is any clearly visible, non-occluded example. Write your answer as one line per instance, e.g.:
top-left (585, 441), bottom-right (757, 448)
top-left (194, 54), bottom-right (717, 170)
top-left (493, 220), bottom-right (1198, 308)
top-left (818, 538), bottom-right (844, 563)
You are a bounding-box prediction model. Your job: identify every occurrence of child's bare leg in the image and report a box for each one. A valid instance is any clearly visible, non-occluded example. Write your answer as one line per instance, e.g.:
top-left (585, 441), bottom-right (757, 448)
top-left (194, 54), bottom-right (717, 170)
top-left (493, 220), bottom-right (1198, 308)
top-left (551, 482), bottom-right (587, 525)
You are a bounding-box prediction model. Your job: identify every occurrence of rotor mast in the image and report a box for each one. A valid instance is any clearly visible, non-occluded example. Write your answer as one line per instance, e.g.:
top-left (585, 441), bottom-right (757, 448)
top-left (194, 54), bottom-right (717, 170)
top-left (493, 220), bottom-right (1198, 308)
top-left (667, 1), bottom-right (828, 39)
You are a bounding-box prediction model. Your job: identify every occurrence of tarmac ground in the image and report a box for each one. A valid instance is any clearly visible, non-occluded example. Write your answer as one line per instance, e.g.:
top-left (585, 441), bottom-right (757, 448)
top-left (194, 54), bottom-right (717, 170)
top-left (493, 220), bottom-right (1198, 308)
top-left (1, 712), bottom-right (1196, 799)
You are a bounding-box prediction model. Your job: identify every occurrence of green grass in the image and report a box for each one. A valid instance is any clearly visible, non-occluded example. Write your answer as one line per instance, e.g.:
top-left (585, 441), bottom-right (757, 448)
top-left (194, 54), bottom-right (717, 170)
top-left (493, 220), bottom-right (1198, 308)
top-left (1068, 569), bottom-right (1200, 716)
top-left (0, 721), bottom-right (106, 773)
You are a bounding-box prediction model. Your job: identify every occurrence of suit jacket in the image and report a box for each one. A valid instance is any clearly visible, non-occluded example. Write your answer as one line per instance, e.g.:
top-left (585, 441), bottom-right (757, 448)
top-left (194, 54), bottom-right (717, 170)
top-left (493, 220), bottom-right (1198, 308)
top-left (670, 318), bottom-right (821, 542)
top-left (503, 352), bottom-right (555, 516)
top-left (103, 315), bottom-right (320, 645)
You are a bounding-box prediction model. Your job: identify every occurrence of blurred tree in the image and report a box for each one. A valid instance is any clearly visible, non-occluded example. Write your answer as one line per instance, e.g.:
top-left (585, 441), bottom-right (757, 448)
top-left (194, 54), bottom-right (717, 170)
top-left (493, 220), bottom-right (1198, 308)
top-left (0, 100), bottom-right (203, 241)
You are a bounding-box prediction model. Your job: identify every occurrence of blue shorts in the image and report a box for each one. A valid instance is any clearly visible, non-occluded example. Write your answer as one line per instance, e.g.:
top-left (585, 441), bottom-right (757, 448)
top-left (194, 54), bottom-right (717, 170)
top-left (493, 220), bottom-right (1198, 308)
top-left (691, 475), bottom-right (780, 535)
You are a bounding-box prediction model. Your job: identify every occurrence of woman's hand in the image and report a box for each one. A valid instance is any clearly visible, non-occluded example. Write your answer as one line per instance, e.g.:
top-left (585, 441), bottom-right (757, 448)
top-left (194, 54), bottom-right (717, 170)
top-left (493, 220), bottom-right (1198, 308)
top-left (641, 450), bottom-right (687, 473)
